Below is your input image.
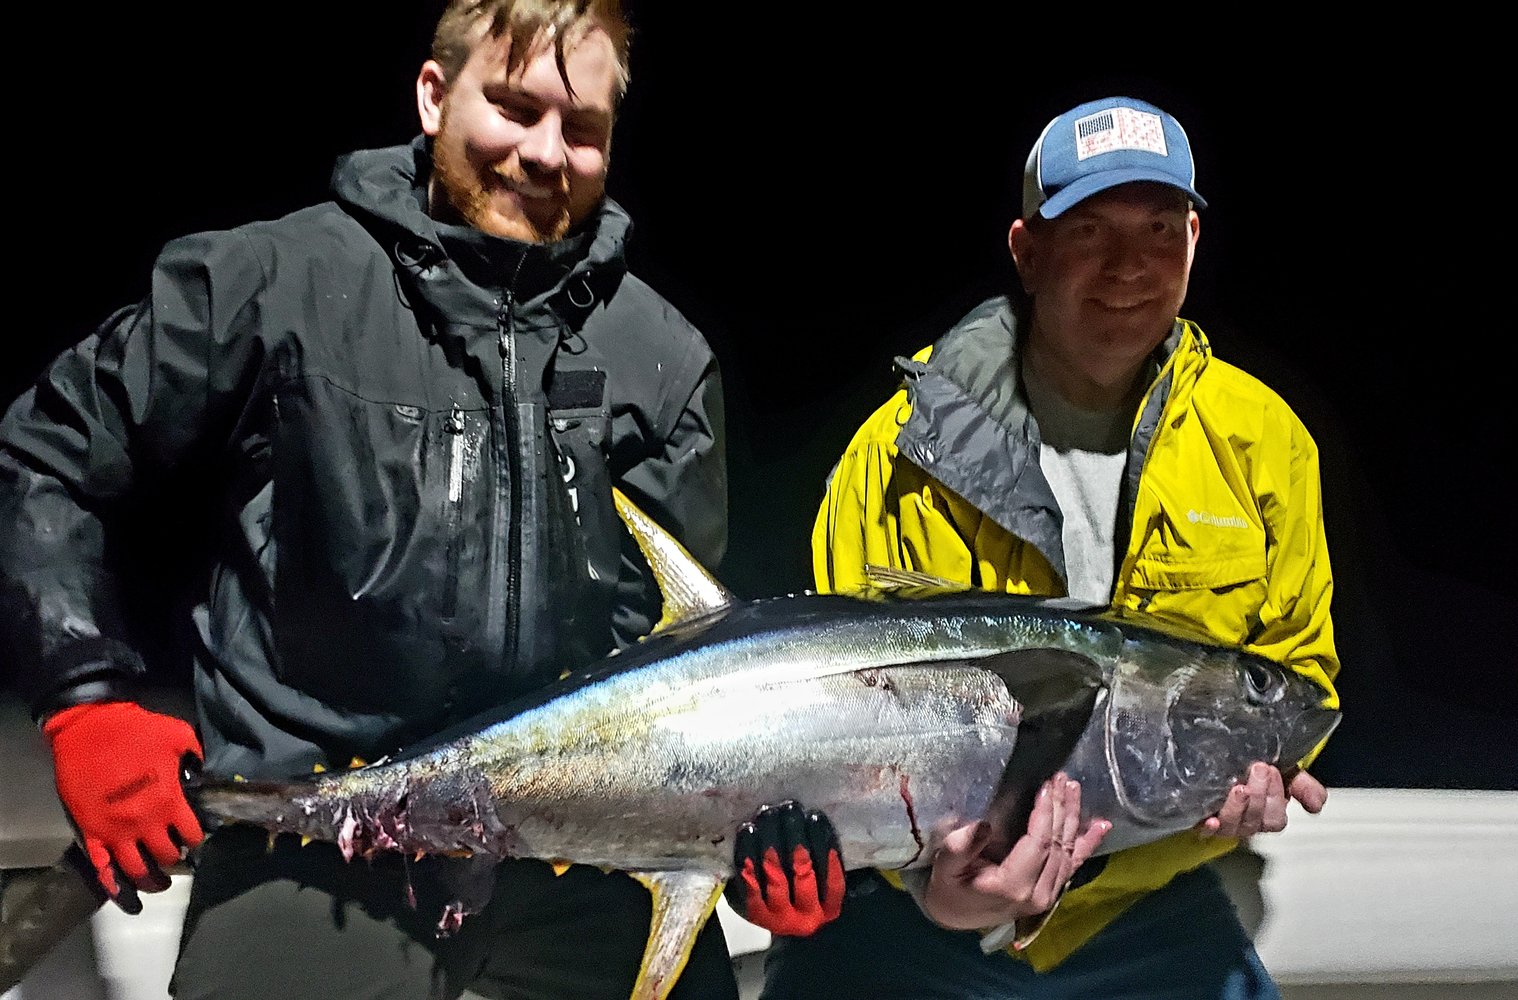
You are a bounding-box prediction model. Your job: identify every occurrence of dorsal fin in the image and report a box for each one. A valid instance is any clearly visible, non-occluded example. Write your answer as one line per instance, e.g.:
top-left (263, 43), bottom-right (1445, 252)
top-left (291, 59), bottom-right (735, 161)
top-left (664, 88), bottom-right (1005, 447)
top-left (612, 488), bottom-right (736, 632)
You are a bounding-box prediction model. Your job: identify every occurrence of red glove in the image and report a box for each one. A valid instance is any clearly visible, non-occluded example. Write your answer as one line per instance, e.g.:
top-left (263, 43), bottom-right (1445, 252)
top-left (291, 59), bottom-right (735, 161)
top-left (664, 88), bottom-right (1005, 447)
top-left (42, 701), bottom-right (205, 899)
top-left (725, 800), bottom-right (845, 937)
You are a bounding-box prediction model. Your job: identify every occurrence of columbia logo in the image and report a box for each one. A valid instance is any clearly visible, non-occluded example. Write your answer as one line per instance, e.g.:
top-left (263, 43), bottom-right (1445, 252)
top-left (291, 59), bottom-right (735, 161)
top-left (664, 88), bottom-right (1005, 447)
top-left (1187, 509), bottom-right (1248, 529)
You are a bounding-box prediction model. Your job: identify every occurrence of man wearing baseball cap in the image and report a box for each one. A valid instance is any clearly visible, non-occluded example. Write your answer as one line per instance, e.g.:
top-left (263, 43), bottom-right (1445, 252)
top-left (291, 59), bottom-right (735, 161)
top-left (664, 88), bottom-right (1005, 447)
top-left (742, 96), bottom-right (1340, 999)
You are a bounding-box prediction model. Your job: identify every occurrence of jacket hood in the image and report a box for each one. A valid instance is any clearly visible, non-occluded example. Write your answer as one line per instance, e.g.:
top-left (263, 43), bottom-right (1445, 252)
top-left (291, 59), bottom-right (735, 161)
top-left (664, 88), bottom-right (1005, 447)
top-left (329, 137), bottom-right (631, 325)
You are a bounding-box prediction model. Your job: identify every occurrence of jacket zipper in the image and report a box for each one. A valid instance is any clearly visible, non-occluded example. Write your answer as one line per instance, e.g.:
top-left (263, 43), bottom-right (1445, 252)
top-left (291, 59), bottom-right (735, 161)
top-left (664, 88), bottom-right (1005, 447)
top-left (498, 274), bottom-right (523, 677)
top-left (1115, 335), bottom-right (1189, 612)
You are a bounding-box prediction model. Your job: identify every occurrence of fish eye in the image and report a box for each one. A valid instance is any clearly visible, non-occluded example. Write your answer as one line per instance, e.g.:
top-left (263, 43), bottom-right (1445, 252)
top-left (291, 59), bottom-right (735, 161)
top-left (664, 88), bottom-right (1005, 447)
top-left (1244, 660), bottom-right (1276, 696)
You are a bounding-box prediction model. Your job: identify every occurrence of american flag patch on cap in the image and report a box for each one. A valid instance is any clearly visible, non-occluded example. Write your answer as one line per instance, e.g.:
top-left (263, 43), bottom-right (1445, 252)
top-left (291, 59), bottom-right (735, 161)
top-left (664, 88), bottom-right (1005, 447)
top-left (1073, 107), bottom-right (1168, 160)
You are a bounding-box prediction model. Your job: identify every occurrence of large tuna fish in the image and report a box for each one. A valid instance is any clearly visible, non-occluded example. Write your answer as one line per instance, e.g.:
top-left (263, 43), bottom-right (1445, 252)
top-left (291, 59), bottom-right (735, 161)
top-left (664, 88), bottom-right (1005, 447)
top-left (0, 489), bottom-right (1339, 998)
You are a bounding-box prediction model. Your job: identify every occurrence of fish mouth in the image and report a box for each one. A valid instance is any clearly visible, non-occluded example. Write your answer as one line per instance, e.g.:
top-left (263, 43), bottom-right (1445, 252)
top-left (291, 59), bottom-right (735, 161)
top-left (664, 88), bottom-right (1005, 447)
top-left (1283, 706), bottom-right (1343, 769)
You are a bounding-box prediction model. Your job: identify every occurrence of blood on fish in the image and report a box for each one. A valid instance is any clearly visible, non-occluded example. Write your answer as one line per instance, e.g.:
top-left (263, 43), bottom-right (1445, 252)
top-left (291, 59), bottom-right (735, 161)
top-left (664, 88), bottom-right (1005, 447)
top-left (899, 772), bottom-right (924, 861)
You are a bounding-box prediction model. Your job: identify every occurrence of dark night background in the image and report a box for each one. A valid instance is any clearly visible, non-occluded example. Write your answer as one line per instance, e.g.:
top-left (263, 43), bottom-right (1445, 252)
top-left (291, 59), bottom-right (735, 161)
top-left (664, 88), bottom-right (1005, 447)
top-left (8, 6), bottom-right (1514, 790)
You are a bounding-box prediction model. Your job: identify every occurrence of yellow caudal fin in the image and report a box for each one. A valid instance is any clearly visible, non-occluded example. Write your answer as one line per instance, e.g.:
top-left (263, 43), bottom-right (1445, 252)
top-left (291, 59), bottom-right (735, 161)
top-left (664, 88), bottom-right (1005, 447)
top-left (612, 488), bottom-right (736, 633)
top-left (625, 870), bottom-right (725, 1000)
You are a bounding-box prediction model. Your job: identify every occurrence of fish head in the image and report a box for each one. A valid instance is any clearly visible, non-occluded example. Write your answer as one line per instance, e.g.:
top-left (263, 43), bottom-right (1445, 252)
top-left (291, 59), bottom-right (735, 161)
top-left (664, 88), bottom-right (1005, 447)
top-left (1105, 638), bottom-right (1340, 831)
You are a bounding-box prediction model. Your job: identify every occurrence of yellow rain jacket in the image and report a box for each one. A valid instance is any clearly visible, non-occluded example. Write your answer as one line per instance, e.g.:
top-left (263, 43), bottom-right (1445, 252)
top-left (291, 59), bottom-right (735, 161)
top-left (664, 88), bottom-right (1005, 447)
top-left (812, 295), bottom-right (1340, 972)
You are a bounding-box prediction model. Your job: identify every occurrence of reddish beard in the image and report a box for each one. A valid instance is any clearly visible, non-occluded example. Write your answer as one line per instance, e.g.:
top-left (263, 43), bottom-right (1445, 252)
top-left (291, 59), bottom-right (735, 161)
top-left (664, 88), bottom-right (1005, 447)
top-left (489, 160), bottom-right (571, 235)
top-left (430, 110), bottom-right (572, 243)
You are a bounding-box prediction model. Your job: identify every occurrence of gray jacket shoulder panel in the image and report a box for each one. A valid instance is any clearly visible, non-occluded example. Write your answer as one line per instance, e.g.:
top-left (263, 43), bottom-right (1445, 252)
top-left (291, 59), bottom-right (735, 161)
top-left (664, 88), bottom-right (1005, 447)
top-left (897, 296), bottom-right (1065, 579)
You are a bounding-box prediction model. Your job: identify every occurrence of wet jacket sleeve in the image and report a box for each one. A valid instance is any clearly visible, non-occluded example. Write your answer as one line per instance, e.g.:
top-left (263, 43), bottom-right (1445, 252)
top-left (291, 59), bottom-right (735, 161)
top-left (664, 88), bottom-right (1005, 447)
top-left (1245, 415), bottom-right (1340, 754)
top-left (613, 357), bottom-right (727, 645)
top-left (0, 230), bottom-right (271, 716)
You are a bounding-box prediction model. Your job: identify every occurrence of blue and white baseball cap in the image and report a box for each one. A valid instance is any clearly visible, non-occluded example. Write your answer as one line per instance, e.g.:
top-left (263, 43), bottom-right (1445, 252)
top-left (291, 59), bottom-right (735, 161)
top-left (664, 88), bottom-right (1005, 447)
top-left (1022, 96), bottom-right (1206, 219)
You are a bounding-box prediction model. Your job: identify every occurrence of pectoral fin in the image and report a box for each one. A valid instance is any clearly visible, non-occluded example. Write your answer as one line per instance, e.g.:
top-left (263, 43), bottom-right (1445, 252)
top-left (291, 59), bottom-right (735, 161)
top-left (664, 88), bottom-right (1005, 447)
top-left (626, 870), bottom-right (725, 1000)
top-left (980, 647), bottom-right (1104, 845)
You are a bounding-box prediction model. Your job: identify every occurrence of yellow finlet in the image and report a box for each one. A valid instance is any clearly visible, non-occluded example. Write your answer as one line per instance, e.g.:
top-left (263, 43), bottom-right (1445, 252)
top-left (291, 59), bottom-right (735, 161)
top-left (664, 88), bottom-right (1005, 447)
top-left (550, 860), bottom-right (572, 876)
top-left (348, 757), bottom-right (367, 769)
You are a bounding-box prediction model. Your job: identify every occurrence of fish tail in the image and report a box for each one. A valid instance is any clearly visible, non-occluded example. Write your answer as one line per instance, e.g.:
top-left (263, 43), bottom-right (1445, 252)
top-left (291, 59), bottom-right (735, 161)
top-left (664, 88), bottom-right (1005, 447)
top-left (186, 769), bottom-right (429, 862)
top-left (1, 845), bottom-right (116, 992)
top-left (183, 772), bottom-right (327, 840)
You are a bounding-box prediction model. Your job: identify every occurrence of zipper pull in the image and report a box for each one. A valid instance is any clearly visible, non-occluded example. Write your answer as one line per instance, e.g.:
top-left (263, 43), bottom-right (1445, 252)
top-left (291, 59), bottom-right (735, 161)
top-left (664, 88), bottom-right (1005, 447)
top-left (497, 291), bottom-right (514, 354)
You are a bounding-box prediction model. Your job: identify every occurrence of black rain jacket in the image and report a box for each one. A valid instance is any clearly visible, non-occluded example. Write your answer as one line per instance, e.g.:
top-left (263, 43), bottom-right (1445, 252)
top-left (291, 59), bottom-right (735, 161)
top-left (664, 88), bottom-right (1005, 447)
top-left (0, 138), bottom-right (727, 779)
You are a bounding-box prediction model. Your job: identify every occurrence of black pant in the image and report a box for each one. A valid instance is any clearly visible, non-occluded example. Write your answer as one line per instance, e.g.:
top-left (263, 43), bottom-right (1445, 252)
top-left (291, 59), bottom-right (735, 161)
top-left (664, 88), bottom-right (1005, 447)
top-left (171, 827), bottom-right (739, 1000)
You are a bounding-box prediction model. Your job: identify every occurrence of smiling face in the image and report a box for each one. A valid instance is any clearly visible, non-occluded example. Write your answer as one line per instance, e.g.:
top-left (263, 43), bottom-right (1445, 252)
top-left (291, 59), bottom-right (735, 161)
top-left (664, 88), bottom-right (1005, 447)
top-left (1010, 182), bottom-right (1199, 406)
top-left (417, 21), bottom-right (618, 242)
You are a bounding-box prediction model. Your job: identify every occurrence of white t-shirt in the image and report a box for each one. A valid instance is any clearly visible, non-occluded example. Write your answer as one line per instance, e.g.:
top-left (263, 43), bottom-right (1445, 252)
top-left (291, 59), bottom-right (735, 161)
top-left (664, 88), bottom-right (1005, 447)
top-left (1021, 362), bottom-right (1145, 606)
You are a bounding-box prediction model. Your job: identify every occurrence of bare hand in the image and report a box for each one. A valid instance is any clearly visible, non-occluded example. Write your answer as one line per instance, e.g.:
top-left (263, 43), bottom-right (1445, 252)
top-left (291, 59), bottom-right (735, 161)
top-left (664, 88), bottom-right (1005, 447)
top-left (921, 773), bottom-right (1110, 930)
top-left (1198, 763), bottom-right (1327, 839)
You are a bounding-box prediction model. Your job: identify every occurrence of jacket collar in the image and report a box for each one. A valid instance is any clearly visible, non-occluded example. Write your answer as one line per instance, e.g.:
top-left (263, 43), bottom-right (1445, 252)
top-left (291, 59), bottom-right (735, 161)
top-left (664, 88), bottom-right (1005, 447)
top-left (329, 137), bottom-right (630, 329)
top-left (895, 296), bottom-right (1063, 574)
top-left (895, 295), bottom-right (1206, 582)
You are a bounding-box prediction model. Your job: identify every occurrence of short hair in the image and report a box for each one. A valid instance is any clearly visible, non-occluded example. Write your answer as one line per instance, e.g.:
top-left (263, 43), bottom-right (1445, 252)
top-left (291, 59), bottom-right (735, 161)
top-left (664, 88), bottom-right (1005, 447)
top-left (431, 0), bottom-right (632, 101)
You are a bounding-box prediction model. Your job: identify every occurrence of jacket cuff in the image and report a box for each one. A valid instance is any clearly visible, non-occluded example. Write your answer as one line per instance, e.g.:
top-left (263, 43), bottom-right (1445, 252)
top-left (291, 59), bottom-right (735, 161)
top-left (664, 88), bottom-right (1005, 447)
top-left (31, 640), bottom-right (145, 719)
top-left (34, 676), bottom-right (142, 722)
top-left (979, 900), bottom-right (1061, 955)
top-left (979, 856), bottom-right (1108, 955)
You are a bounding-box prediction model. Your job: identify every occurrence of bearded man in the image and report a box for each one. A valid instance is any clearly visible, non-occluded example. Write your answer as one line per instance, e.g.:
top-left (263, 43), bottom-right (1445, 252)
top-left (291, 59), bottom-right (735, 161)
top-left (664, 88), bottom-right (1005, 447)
top-left (0, 2), bottom-right (736, 997)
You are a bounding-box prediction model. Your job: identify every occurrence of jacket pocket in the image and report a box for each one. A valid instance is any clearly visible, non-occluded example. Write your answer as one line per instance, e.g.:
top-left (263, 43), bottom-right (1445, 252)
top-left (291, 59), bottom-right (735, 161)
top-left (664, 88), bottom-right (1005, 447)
top-left (1122, 502), bottom-right (1269, 646)
top-left (268, 377), bottom-right (464, 718)
top-left (1129, 547), bottom-right (1265, 592)
top-left (548, 404), bottom-right (616, 649)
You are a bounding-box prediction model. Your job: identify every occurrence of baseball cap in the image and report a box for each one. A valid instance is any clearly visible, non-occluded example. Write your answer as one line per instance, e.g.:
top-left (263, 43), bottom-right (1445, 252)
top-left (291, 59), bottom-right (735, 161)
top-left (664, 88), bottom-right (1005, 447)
top-left (1022, 96), bottom-right (1206, 219)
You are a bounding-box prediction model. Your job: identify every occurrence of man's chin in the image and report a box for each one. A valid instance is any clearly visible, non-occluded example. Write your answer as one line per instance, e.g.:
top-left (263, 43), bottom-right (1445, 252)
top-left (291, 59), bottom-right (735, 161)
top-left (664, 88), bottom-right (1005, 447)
top-left (441, 181), bottom-right (576, 241)
top-left (465, 211), bottom-right (562, 243)
top-left (484, 204), bottom-right (571, 243)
